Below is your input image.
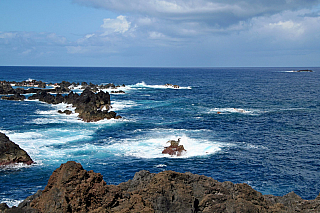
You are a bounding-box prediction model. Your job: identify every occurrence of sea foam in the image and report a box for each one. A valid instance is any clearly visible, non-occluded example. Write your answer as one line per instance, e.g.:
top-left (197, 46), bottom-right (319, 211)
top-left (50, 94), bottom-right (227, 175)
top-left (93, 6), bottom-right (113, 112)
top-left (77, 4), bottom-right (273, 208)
top-left (102, 129), bottom-right (228, 159)
top-left (130, 82), bottom-right (192, 90)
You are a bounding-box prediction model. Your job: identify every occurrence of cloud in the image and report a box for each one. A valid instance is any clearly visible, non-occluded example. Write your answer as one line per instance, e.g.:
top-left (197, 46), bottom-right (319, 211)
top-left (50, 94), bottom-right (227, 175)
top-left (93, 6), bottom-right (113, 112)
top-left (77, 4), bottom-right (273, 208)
top-left (73, 0), bottom-right (320, 27)
top-left (0, 31), bottom-right (68, 59)
top-left (101, 15), bottom-right (131, 35)
top-left (71, 0), bottom-right (320, 44)
top-left (2, 1), bottom-right (320, 66)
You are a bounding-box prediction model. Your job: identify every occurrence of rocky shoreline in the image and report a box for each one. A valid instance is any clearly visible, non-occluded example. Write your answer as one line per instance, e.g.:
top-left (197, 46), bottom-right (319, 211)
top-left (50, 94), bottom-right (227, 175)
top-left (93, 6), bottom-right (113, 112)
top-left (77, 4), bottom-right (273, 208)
top-left (0, 133), bottom-right (33, 166)
top-left (1, 161), bottom-right (319, 213)
top-left (0, 80), bottom-right (123, 122)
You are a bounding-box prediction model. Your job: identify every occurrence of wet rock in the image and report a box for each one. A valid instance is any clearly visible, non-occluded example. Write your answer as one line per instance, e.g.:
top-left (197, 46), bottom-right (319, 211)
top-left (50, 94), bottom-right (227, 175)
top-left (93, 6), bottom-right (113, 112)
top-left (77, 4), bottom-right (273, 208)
top-left (162, 138), bottom-right (186, 156)
top-left (57, 110), bottom-right (72, 115)
top-left (0, 84), bottom-right (16, 95)
top-left (27, 88), bottom-right (119, 122)
top-left (0, 133), bottom-right (33, 166)
top-left (111, 90), bottom-right (125, 94)
top-left (1, 93), bottom-right (26, 101)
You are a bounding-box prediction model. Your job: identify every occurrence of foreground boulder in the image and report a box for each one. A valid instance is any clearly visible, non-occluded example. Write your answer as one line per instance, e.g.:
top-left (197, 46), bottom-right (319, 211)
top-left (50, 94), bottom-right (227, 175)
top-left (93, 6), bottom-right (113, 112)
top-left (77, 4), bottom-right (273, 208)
top-left (3, 161), bottom-right (320, 213)
top-left (0, 133), bottom-right (33, 166)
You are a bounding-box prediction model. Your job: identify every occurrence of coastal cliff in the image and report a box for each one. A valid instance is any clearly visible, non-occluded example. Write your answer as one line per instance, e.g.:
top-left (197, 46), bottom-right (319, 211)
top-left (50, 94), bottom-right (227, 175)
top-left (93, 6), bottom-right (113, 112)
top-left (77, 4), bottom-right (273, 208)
top-left (0, 133), bottom-right (33, 166)
top-left (1, 161), bottom-right (320, 213)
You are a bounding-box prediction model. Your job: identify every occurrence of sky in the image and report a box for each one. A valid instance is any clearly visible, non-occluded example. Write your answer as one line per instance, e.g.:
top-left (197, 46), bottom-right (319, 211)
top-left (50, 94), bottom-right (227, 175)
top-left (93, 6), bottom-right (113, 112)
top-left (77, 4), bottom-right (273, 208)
top-left (0, 0), bottom-right (320, 67)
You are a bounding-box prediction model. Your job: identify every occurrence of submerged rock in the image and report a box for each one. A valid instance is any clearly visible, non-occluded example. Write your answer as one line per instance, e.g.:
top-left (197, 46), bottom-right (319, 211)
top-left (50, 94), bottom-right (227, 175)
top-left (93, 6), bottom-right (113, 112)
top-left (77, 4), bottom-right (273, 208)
top-left (0, 132), bottom-right (33, 166)
top-left (5, 161), bottom-right (320, 212)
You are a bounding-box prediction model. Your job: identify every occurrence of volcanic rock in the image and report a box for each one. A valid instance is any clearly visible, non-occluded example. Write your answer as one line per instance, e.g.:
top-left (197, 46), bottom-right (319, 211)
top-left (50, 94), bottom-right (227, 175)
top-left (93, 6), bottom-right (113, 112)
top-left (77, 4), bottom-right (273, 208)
top-left (27, 88), bottom-right (120, 122)
top-left (1, 93), bottom-right (26, 101)
top-left (0, 84), bottom-right (16, 95)
top-left (0, 132), bottom-right (33, 166)
top-left (57, 110), bottom-right (72, 115)
top-left (3, 161), bottom-right (319, 212)
top-left (162, 138), bottom-right (186, 156)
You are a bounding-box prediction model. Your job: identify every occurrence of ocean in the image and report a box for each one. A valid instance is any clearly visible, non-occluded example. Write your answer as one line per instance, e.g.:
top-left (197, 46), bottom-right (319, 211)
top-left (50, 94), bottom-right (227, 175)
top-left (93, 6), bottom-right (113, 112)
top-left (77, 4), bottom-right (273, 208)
top-left (0, 66), bottom-right (319, 206)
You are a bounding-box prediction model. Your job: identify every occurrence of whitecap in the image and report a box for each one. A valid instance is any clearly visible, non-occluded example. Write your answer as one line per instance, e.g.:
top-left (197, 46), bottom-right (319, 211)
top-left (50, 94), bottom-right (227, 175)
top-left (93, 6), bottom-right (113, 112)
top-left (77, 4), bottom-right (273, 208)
top-left (103, 133), bottom-right (228, 159)
top-left (155, 164), bottom-right (167, 168)
top-left (209, 107), bottom-right (262, 115)
top-left (111, 100), bottom-right (139, 111)
top-left (0, 162), bottom-right (38, 171)
top-left (0, 199), bottom-right (23, 208)
top-left (0, 129), bottom-right (14, 135)
top-left (129, 81), bottom-right (192, 90)
top-left (5, 128), bottom-right (95, 162)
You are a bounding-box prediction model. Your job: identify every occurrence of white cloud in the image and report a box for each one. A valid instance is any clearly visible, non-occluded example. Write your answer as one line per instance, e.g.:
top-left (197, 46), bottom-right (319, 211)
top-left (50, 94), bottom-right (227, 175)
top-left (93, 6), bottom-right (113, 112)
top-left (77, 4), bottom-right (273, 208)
top-left (74, 0), bottom-right (320, 26)
top-left (2, 1), bottom-right (320, 66)
top-left (0, 32), bottom-right (17, 39)
top-left (149, 31), bottom-right (166, 39)
top-left (268, 21), bottom-right (304, 39)
top-left (101, 15), bottom-right (131, 35)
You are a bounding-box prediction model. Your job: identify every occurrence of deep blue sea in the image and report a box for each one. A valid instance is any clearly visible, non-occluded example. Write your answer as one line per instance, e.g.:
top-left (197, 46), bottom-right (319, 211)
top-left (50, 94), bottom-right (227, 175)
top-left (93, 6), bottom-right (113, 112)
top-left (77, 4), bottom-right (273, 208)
top-left (0, 66), bottom-right (320, 206)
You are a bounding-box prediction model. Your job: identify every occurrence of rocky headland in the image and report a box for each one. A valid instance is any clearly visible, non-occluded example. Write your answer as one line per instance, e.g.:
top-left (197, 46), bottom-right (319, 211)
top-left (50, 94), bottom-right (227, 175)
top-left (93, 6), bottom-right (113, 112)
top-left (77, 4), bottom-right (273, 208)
top-left (0, 80), bottom-right (123, 122)
top-left (1, 161), bottom-right (320, 213)
top-left (0, 132), bottom-right (33, 166)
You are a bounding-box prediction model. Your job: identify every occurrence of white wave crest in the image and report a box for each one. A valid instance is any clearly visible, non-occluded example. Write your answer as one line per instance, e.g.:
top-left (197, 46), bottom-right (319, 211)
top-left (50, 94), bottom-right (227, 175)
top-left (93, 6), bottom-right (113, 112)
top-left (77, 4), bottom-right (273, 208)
top-left (0, 199), bottom-right (23, 208)
top-left (5, 128), bottom-right (95, 162)
top-left (130, 81), bottom-right (191, 90)
top-left (209, 107), bottom-right (262, 115)
top-left (104, 134), bottom-right (227, 159)
top-left (111, 100), bottom-right (139, 111)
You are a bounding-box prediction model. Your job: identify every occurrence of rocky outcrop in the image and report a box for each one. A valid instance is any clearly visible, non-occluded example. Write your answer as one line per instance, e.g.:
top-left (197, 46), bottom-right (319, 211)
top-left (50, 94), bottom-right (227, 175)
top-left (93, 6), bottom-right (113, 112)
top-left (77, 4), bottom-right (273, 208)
top-left (162, 138), bottom-right (186, 156)
top-left (3, 161), bottom-right (320, 213)
top-left (1, 93), bottom-right (26, 101)
top-left (0, 79), bottom-right (123, 122)
top-left (0, 80), bottom-right (125, 96)
top-left (0, 133), bottom-right (33, 166)
top-left (164, 83), bottom-right (180, 89)
top-left (0, 84), bottom-right (15, 95)
top-left (27, 88), bottom-right (121, 122)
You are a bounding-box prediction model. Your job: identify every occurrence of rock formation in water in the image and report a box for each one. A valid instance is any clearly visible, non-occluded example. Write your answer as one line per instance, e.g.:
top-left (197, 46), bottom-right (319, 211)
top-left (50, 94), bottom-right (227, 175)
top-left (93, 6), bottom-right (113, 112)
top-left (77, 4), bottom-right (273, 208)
top-left (2, 161), bottom-right (320, 213)
top-left (0, 133), bottom-right (33, 166)
top-left (162, 138), bottom-right (186, 156)
top-left (27, 88), bottom-right (121, 122)
top-left (1, 80), bottom-right (123, 122)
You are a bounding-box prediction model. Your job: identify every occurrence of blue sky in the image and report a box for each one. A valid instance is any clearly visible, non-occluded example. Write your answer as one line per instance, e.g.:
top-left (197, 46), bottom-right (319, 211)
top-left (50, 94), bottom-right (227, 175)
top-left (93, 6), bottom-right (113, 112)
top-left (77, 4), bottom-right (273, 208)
top-left (1, 0), bottom-right (320, 67)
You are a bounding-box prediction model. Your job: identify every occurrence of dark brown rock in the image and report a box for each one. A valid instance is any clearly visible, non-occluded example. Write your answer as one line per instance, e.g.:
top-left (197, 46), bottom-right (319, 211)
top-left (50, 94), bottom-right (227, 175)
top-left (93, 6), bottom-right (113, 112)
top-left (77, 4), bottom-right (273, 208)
top-left (0, 133), bottom-right (33, 166)
top-left (4, 161), bottom-right (314, 212)
top-left (57, 110), bottom-right (72, 115)
top-left (30, 161), bottom-right (120, 213)
top-left (0, 203), bottom-right (9, 211)
top-left (162, 138), bottom-right (186, 156)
